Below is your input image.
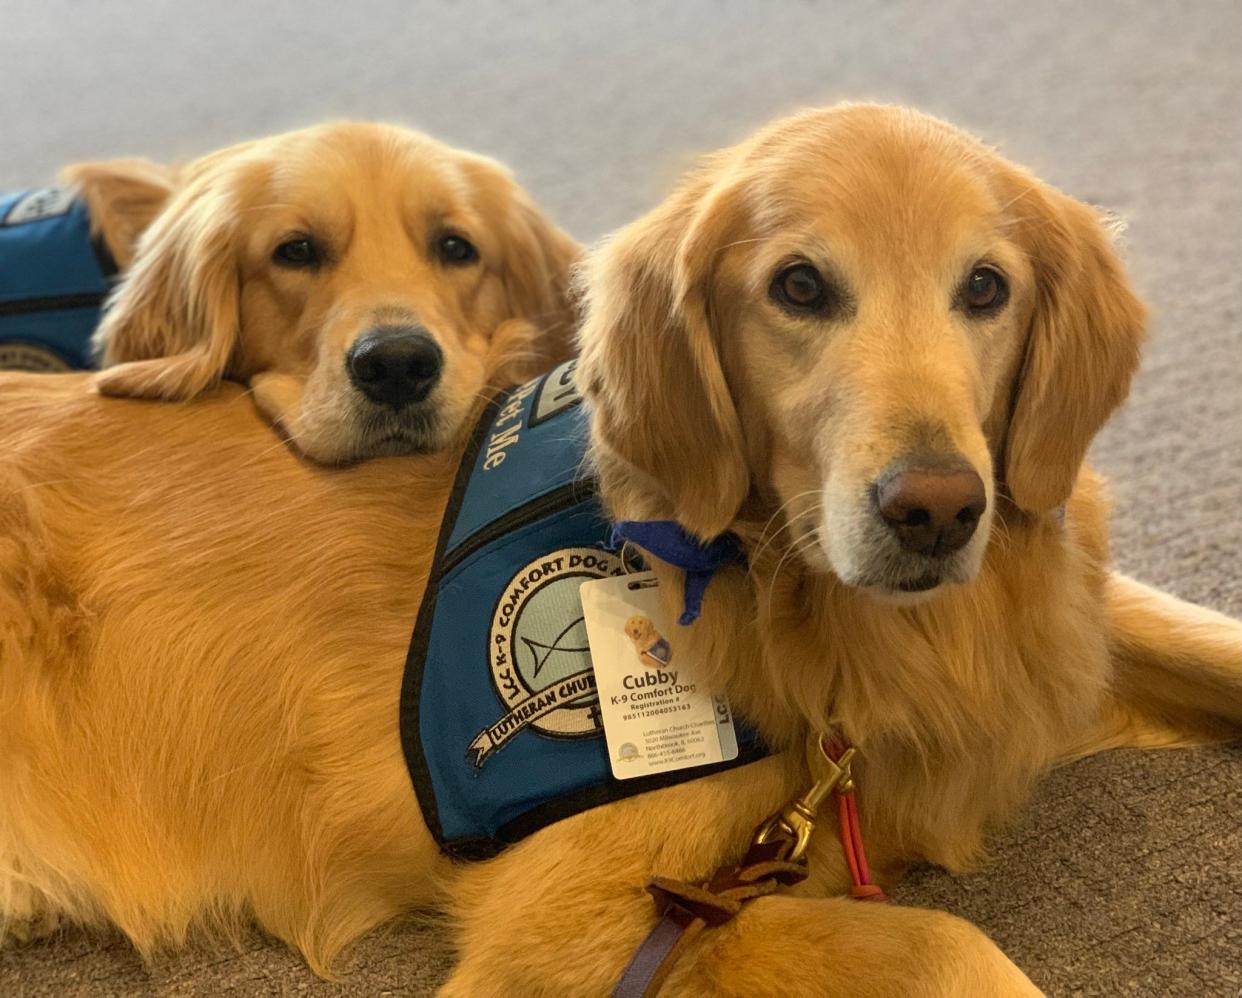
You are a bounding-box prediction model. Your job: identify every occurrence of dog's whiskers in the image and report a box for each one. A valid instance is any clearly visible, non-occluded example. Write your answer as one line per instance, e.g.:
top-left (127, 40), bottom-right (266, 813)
top-left (750, 490), bottom-right (823, 565)
top-left (761, 522), bottom-right (822, 615)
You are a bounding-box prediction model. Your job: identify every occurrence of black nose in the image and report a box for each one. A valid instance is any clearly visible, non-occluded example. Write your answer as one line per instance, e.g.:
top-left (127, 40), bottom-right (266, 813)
top-left (346, 326), bottom-right (443, 409)
top-left (874, 462), bottom-right (987, 558)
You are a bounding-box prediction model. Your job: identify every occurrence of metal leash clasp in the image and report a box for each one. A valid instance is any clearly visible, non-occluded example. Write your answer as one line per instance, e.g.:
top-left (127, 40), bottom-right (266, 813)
top-left (752, 733), bottom-right (856, 864)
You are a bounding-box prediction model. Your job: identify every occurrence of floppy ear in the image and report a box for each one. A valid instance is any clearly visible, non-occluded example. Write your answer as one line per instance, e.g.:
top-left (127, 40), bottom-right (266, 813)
top-left (576, 169), bottom-right (749, 539)
top-left (461, 156), bottom-right (581, 373)
top-left (91, 162), bottom-right (241, 401)
top-left (500, 189), bottom-right (581, 365)
top-left (60, 158), bottom-right (179, 270)
top-left (1003, 183), bottom-right (1147, 513)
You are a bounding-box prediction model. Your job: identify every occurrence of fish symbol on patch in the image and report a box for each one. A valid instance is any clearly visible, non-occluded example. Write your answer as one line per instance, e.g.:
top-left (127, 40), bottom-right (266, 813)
top-left (522, 616), bottom-right (592, 677)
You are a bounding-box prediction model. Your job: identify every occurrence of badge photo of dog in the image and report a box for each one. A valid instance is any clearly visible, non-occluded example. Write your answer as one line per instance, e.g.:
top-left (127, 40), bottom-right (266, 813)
top-left (0, 104), bottom-right (1238, 994)
top-left (625, 614), bottom-right (673, 669)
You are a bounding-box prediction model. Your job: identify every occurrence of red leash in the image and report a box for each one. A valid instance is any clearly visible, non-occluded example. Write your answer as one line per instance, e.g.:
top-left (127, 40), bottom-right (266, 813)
top-left (613, 732), bottom-right (885, 997)
top-left (825, 735), bottom-right (887, 902)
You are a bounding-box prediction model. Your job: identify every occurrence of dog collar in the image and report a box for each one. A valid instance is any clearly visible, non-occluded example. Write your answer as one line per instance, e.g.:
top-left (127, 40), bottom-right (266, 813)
top-left (609, 520), bottom-right (746, 626)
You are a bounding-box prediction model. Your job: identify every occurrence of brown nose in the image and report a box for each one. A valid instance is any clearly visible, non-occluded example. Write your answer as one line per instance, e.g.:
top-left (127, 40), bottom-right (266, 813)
top-left (875, 465), bottom-right (987, 557)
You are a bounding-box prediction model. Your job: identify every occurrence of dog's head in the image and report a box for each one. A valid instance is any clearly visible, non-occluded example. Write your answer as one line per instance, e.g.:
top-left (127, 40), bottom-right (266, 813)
top-left (578, 104), bottom-right (1144, 602)
top-left (93, 122), bottom-right (578, 463)
top-left (625, 615), bottom-right (657, 645)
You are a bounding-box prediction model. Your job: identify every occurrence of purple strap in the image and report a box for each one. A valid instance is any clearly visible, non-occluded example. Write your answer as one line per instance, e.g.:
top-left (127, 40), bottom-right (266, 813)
top-left (610, 520), bottom-right (745, 625)
top-left (611, 912), bottom-right (692, 998)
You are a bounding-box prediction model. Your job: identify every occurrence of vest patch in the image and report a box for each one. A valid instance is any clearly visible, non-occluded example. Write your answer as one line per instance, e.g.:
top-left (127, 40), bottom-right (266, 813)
top-left (3, 186), bottom-right (77, 226)
top-left (470, 545), bottom-right (622, 766)
top-left (0, 342), bottom-right (72, 372)
top-left (400, 359), bottom-right (767, 860)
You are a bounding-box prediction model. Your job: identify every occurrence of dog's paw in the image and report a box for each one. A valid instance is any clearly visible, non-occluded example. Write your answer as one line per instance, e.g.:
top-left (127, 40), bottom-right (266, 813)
top-left (1, 876), bottom-right (64, 947)
top-left (3, 908), bottom-right (62, 945)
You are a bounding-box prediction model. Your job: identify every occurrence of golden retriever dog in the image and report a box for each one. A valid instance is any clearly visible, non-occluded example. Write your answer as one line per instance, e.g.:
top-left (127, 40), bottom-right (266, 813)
top-left (0, 104), bottom-right (1238, 995)
top-left (91, 122), bottom-right (579, 463)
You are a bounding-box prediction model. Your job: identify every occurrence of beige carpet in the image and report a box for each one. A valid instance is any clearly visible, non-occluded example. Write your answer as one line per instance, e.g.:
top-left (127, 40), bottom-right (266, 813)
top-left (2, 1), bottom-right (1238, 994)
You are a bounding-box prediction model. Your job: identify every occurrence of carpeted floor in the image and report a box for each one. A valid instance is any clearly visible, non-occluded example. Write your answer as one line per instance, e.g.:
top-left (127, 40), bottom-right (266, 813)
top-left (2, 1), bottom-right (1239, 994)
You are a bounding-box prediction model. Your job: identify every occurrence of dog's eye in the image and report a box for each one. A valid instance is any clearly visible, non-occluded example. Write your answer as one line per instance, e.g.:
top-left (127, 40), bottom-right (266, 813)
top-left (771, 263), bottom-right (831, 313)
top-left (960, 266), bottom-right (1008, 314)
top-left (436, 233), bottom-right (478, 266)
top-left (272, 237), bottom-right (323, 269)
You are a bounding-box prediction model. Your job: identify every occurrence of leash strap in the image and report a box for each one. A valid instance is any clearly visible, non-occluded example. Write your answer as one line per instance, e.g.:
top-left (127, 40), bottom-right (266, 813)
top-left (609, 520), bottom-right (745, 624)
top-left (612, 736), bottom-right (884, 997)
top-left (612, 909), bottom-right (702, 998)
top-left (826, 735), bottom-right (887, 903)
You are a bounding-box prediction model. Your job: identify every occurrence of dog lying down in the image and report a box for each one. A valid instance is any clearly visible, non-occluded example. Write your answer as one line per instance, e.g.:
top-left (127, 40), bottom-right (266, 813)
top-left (1, 105), bottom-right (1239, 995)
top-left (90, 122), bottom-right (580, 463)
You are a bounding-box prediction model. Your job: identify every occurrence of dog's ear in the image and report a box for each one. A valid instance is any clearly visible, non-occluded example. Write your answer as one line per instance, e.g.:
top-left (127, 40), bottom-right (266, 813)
top-left (60, 158), bottom-right (180, 270)
top-left (499, 189), bottom-right (581, 356)
top-left (462, 156), bottom-right (581, 374)
top-left (1002, 181), bottom-right (1146, 514)
top-left (577, 166), bottom-right (749, 539)
top-left (91, 155), bottom-right (244, 402)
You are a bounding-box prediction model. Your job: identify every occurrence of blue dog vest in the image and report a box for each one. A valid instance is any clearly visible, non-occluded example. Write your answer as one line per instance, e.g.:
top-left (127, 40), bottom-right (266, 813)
top-left (0, 186), bottom-right (115, 372)
top-left (400, 359), bottom-right (768, 859)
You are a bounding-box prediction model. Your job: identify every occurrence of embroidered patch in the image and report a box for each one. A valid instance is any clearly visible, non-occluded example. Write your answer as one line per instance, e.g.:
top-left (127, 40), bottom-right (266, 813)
top-left (0, 342), bottom-right (71, 372)
top-left (468, 546), bottom-right (626, 766)
top-left (3, 187), bottom-right (76, 226)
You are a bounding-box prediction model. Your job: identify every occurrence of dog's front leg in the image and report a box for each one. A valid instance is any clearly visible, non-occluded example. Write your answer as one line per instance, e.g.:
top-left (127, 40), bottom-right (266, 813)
top-left (440, 757), bottom-right (1037, 997)
top-left (444, 879), bottom-right (1038, 997)
top-left (665, 894), bottom-right (1039, 997)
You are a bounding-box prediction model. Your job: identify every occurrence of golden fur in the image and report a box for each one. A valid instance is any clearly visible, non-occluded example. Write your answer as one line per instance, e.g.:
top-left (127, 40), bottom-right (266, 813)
top-left (90, 123), bottom-right (579, 463)
top-left (0, 105), bottom-right (1237, 994)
